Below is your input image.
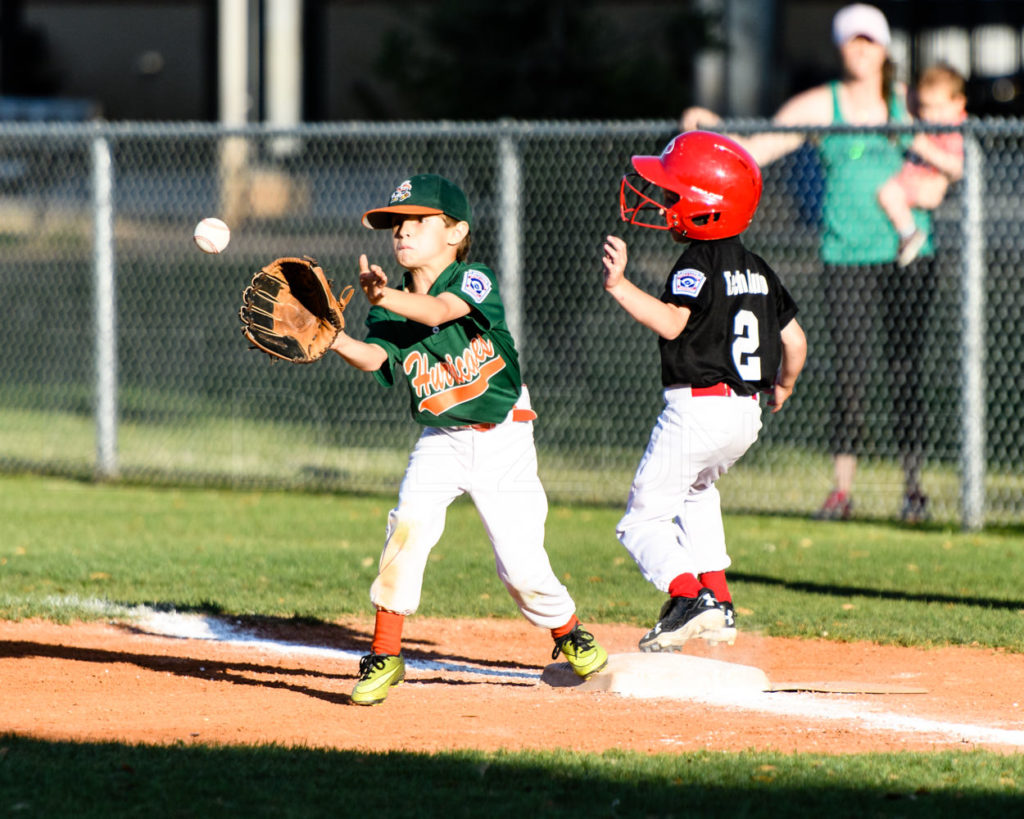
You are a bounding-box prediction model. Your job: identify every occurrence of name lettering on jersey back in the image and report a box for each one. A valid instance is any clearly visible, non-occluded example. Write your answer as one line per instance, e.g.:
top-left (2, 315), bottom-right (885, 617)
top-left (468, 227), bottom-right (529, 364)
top-left (723, 269), bottom-right (769, 296)
top-left (404, 335), bottom-right (506, 416)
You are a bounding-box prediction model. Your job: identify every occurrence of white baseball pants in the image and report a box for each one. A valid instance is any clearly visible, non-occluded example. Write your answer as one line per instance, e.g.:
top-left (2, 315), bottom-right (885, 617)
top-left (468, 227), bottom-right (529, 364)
top-left (616, 386), bottom-right (763, 592)
top-left (369, 388), bottom-right (576, 628)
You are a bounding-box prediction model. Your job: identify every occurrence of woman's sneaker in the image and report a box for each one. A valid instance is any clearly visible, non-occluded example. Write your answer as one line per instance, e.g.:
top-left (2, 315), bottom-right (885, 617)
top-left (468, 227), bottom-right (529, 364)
top-left (638, 589), bottom-right (726, 652)
top-left (901, 490), bottom-right (929, 524)
top-left (813, 490), bottom-right (853, 521)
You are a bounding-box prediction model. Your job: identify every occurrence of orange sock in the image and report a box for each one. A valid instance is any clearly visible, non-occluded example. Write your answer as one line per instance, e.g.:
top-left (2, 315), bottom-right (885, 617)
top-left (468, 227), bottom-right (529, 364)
top-left (698, 570), bottom-right (731, 603)
top-left (551, 614), bottom-right (580, 641)
top-left (668, 572), bottom-right (701, 598)
top-left (371, 609), bottom-right (404, 656)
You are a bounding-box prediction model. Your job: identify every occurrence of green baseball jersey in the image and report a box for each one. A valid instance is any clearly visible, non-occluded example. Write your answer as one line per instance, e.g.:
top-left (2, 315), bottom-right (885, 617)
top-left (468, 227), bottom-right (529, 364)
top-left (365, 261), bottom-right (523, 426)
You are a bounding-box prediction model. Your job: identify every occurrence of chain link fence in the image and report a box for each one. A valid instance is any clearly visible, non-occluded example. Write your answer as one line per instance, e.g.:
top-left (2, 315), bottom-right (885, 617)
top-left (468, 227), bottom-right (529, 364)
top-left (0, 119), bottom-right (1020, 527)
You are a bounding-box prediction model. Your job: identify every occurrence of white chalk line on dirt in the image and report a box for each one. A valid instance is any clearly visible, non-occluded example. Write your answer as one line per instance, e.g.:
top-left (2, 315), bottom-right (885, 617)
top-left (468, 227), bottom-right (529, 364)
top-left (134, 609), bottom-right (1024, 748)
top-left (678, 689), bottom-right (1024, 748)
top-left (135, 609), bottom-right (540, 681)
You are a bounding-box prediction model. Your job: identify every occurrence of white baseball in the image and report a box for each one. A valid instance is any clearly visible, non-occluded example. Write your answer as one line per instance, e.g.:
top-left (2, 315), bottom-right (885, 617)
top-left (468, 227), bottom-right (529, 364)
top-left (193, 217), bottom-right (231, 254)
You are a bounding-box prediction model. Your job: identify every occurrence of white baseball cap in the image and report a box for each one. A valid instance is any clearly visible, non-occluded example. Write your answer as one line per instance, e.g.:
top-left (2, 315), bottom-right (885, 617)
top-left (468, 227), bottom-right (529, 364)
top-left (832, 3), bottom-right (891, 48)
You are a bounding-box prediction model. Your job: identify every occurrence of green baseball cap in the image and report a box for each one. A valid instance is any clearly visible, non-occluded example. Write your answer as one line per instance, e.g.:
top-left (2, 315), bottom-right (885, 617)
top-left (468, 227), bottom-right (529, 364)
top-left (362, 173), bottom-right (472, 229)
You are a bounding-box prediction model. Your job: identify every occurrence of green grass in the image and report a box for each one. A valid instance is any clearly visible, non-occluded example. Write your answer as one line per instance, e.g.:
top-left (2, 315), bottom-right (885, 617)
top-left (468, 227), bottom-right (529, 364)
top-left (3, 472), bottom-right (1024, 816)
top-left (5, 405), bottom-right (1024, 524)
top-left (2, 474), bottom-right (1022, 648)
top-left (1, 737), bottom-right (1023, 819)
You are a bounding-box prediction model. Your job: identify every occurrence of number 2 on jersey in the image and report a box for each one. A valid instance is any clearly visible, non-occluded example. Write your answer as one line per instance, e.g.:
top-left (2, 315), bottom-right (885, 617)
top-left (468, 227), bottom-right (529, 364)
top-left (732, 309), bottom-right (761, 381)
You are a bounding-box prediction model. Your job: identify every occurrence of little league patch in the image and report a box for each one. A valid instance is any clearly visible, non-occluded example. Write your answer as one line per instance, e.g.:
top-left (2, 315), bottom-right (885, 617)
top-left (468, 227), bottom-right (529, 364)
top-left (671, 267), bottom-right (706, 297)
top-left (461, 269), bottom-right (492, 303)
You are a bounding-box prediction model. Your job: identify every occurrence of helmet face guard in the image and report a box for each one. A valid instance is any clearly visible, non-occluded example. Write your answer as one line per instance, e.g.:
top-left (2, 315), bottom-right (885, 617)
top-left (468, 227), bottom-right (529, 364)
top-left (618, 131), bottom-right (762, 240)
top-left (620, 173), bottom-right (720, 235)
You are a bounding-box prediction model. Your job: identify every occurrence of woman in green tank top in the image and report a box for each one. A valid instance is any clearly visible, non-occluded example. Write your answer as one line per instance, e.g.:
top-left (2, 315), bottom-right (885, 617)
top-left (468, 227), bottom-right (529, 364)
top-left (681, 3), bottom-right (935, 524)
top-left (819, 82), bottom-right (928, 265)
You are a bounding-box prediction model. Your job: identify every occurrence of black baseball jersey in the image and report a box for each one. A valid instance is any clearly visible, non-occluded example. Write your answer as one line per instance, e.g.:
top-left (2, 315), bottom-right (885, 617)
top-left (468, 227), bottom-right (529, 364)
top-left (658, 236), bottom-right (798, 394)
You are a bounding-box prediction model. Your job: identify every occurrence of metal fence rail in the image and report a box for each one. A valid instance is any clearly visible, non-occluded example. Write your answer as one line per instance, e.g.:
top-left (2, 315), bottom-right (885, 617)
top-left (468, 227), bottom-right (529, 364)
top-left (0, 119), bottom-right (1020, 527)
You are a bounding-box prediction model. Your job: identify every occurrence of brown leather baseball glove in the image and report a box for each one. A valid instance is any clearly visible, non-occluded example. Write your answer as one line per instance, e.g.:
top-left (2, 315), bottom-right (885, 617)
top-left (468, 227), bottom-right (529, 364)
top-left (239, 257), bottom-right (354, 363)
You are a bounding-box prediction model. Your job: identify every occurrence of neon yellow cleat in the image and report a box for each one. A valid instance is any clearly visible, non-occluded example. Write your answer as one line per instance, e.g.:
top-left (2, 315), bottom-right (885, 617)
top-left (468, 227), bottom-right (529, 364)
top-left (553, 625), bottom-right (608, 679)
top-left (351, 653), bottom-right (405, 705)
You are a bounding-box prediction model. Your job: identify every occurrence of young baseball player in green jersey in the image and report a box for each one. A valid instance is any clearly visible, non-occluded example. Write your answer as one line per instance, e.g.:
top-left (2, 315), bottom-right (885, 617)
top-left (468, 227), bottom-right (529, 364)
top-left (330, 173), bottom-right (607, 705)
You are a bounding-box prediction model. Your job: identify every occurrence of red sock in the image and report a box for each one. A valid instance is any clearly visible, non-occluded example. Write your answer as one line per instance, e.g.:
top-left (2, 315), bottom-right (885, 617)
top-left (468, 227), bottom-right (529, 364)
top-left (551, 615), bottom-right (580, 641)
top-left (371, 609), bottom-right (404, 656)
top-left (698, 570), bottom-right (731, 603)
top-left (667, 573), bottom-right (701, 598)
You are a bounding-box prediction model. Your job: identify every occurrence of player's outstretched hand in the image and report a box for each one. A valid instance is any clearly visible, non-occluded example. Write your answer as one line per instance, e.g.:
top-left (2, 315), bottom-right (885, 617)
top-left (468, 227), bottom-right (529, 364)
top-left (359, 254), bottom-right (388, 304)
top-left (602, 235), bottom-right (628, 291)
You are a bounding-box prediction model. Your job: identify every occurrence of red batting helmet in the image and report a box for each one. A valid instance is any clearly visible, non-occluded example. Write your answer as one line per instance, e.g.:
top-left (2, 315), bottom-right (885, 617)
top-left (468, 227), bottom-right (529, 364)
top-left (619, 130), bottom-right (763, 240)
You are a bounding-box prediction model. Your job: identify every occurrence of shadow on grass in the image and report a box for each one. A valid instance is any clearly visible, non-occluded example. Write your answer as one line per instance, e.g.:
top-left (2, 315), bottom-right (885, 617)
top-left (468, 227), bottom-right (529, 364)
top-left (1, 733), bottom-right (1021, 818)
top-left (729, 508), bottom-right (1024, 535)
top-left (729, 572), bottom-right (1024, 612)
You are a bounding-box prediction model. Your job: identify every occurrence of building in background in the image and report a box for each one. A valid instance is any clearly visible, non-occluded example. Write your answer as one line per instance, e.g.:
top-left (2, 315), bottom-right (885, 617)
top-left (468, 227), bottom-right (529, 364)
top-left (0, 0), bottom-right (1023, 121)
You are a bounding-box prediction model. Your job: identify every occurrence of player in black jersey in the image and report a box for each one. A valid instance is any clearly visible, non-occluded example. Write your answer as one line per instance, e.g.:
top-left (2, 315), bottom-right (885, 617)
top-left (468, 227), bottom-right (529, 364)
top-left (603, 131), bottom-right (807, 651)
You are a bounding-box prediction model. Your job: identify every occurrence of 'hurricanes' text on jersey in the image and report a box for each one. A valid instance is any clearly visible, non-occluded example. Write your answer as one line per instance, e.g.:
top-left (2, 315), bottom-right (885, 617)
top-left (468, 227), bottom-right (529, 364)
top-left (365, 261), bottom-right (523, 426)
top-left (658, 236), bottom-right (799, 394)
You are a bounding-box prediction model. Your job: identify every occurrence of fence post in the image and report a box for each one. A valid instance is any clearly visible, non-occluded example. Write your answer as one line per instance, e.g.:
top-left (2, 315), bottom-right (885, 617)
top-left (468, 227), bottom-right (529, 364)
top-left (92, 133), bottom-right (118, 479)
top-left (497, 123), bottom-right (524, 356)
top-left (960, 130), bottom-right (985, 530)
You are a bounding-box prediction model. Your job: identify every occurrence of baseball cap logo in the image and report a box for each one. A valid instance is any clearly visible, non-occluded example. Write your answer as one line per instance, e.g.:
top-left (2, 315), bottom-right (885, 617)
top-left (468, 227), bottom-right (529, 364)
top-left (390, 180), bottom-right (413, 204)
top-left (362, 173), bottom-right (472, 230)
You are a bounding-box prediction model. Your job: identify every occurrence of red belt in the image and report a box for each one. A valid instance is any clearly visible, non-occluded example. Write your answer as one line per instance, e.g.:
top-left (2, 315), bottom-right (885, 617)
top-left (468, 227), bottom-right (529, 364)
top-left (463, 407), bottom-right (537, 432)
top-left (688, 382), bottom-right (757, 399)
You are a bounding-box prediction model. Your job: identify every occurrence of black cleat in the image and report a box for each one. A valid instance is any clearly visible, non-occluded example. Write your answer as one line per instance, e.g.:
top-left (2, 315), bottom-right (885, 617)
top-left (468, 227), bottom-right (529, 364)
top-left (701, 600), bottom-right (737, 646)
top-left (638, 588), bottom-right (726, 652)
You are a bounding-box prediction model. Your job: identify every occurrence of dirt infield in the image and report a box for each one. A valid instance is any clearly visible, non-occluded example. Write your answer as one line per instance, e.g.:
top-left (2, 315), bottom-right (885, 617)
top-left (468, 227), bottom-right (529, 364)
top-left (3, 616), bottom-right (1023, 755)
